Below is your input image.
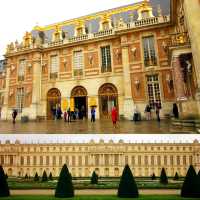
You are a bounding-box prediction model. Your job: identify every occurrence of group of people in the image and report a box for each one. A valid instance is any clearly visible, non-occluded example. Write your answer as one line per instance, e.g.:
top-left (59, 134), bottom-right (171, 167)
top-left (11, 103), bottom-right (179, 125)
top-left (53, 105), bottom-right (86, 123)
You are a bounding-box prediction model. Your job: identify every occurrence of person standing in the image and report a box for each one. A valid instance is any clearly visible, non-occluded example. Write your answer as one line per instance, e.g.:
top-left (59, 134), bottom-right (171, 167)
top-left (67, 107), bottom-right (71, 123)
top-left (145, 104), bottom-right (151, 120)
top-left (12, 109), bottom-right (18, 124)
top-left (64, 111), bottom-right (67, 122)
top-left (91, 107), bottom-right (96, 122)
top-left (155, 103), bottom-right (161, 122)
top-left (173, 103), bottom-right (179, 119)
top-left (111, 106), bottom-right (118, 128)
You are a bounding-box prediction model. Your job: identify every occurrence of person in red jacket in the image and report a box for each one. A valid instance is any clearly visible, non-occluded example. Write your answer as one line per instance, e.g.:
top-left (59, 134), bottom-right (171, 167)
top-left (111, 106), bottom-right (118, 128)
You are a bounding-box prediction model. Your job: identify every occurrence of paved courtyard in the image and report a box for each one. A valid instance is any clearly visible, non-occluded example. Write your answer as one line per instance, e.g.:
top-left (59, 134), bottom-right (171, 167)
top-left (0, 119), bottom-right (196, 134)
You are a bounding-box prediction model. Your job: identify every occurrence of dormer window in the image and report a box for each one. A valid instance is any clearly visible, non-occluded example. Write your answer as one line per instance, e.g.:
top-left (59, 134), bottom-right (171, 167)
top-left (77, 27), bottom-right (83, 36)
top-left (141, 10), bottom-right (150, 19)
top-left (102, 21), bottom-right (109, 30)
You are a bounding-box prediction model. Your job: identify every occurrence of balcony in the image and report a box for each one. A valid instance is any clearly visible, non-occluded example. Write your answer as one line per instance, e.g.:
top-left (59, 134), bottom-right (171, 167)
top-left (18, 75), bottom-right (25, 82)
top-left (167, 32), bottom-right (190, 48)
top-left (50, 72), bottom-right (58, 80)
top-left (73, 69), bottom-right (83, 77)
top-left (43, 16), bottom-right (170, 49)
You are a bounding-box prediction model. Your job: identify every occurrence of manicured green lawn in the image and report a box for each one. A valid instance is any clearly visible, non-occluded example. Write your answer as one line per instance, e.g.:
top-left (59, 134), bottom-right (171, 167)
top-left (0, 196), bottom-right (197, 200)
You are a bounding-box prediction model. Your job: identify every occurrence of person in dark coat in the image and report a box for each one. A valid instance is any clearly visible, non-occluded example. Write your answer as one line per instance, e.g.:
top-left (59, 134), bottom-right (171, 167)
top-left (67, 108), bottom-right (71, 122)
top-left (91, 107), bottom-right (96, 122)
top-left (12, 109), bottom-right (18, 124)
top-left (173, 103), bottom-right (179, 119)
top-left (155, 103), bottom-right (161, 122)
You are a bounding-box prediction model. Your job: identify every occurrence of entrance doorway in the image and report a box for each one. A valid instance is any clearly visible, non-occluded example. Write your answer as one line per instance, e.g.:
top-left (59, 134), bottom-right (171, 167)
top-left (71, 86), bottom-right (88, 119)
top-left (47, 88), bottom-right (61, 120)
top-left (98, 83), bottom-right (118, 119)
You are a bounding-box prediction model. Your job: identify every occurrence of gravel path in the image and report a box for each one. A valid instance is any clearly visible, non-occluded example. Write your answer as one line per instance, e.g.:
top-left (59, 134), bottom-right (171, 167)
top-left (11, 189), bottom-right (180, 196)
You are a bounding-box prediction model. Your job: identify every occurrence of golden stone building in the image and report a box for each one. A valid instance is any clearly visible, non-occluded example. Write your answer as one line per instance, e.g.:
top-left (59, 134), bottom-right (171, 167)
top-left (0, 134), bottom-right (200, 177)
top-left (0, 0), bottom-right (199, 121)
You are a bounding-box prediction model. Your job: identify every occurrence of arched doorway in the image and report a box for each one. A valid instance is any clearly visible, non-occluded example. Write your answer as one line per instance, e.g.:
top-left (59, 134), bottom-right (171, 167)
top-left (98, 83), bottom-right (118, 119)
top-left (71, 86), bottom-right (88, 119)
top-left (47, 88), bottom-right (61, 120)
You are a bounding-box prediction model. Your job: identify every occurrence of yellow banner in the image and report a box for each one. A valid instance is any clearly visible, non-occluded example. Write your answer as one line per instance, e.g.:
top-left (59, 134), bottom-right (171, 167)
top-left (61, 99), bottom-right (68, 111)
top-left (89, 97), bottom-right (97, 107)
top-left (70, 98), bottom-right (74, 111)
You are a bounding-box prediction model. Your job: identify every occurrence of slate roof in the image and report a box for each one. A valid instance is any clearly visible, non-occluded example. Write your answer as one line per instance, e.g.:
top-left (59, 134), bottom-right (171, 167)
top-left (32, 0), bottom-right (170, 42)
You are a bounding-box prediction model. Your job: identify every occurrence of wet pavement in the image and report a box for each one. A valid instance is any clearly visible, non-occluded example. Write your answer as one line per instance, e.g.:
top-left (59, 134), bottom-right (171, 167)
top-left (0, 119), bottom-right (196, 134)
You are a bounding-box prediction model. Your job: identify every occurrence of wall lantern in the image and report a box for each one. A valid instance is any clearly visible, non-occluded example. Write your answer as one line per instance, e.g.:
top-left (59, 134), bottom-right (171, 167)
top-left (166, 74), bottom-right (173, 90)
top-left (134, 79), bottom-right (140, 90)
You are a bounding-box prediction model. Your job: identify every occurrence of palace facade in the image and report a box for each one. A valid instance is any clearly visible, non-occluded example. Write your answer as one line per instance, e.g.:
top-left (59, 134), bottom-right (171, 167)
top-left (0, 135), bottom-right (200, 177)
top-left (0, 0), bottom-right (200, 120)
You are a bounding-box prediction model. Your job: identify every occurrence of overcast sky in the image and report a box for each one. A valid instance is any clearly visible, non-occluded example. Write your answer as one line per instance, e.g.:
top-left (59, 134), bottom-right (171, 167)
top-left (0, 0), bottom-right (141, 59)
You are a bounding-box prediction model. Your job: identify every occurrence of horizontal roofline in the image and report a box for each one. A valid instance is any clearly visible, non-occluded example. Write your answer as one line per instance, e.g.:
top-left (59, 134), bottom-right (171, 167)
top-left (0, 134), bottom-right (199, 144)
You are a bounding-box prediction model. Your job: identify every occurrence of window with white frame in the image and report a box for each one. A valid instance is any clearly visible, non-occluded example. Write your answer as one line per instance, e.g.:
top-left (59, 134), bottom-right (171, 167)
top-left (50, 55), bottom-right (59, 73)
top-left (147, 75), bottom-right (161, 109)
top-left (142, 36), bottom-right (157, 67)
top-left (101, 46), bottom-right (111, 73)
top-left (16, 87), bottom-right (24, 113)
top-left (73, 50), bottom-right (83, 76)
top-left (18, 60), bottom-right (26, 80)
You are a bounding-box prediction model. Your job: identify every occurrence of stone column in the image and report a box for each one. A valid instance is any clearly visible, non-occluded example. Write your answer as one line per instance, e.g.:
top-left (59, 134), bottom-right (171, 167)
top-left (172, 56), bottom-right (187, 101)
top-left (184, 0), bottom-right (200, 116)
top-left (121, 36), bottom-right (134, 119)
top-left (30, 54), bottom-right (42, 119)
top-left (1, 67), bottom-right (10, 120)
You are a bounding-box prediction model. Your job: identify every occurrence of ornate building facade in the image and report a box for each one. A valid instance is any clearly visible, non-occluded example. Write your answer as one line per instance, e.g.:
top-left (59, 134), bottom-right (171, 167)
top-left (0, 0), bottom-right (199, 121)
top-left (0, 135), bottom-right (200, 177)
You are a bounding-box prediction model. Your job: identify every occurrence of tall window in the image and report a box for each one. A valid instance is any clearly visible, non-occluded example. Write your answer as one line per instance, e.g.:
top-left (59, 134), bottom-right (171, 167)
top-left (50, 55), bottom-right (59, 78)
top-left (147, 75), bottom-right (161, 109)
top-left (18, 60), bottom-right (26, 81)
top-left (73, 50), bottom-right (83, 76)
top-left (101, 46), bottom-right (111, 73)
top-left (16, 88), bottom-right (24, 113)
top-left (142, 36), bottom-right (157, 66)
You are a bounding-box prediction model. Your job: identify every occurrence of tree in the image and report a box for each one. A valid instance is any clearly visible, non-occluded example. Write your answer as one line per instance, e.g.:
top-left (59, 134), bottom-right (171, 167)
top-left (173, 172), bottom-right (179, 180)
top-left (49, 172), bottom-right (53, 180)
top-left (55, 164), bottom-right (74, 198)
top-left (34, 172), bottom-right (39, 181)
top-left (117, 164), bottom-right (139, 198)
top-left (0, 166), bottom-right (10, 197)
top-left (91, 171), bottom-right (98, 184)
top-left (42, 170), bottom-right (48, 182)
top-left (160, 168), bottom-right (168, 184)
top-left (181, 165), bottom-right (199, 198)
top-left (151, 173), bottom-right (156, 180)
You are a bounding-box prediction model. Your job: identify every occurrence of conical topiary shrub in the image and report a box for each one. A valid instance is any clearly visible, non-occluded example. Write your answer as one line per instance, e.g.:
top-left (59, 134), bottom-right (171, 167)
top-left (49, 172), bottom-right (53, 180)
top-left (151, 173), bottom-right (156, 180)
top-left (0, 166), bottom-right (10, 197)
top-left (117, 164), bottom-right (139, 198)
top-left (55, 164), bottom-right (74, 198)
top-left (181, 165), bottom-right (199, 198)
top-left (34, 172), bottom-right (39, 181)
top-left (173, 172), bottom-right (179, 180)
top-left (160, 168), bottom-right (168, 184)
top-left (91, 171), bottom-right (98, 184)
top-left (42, 170), bottom-right (48, 182)
top-left (25, 173), bottom-right (28, 179)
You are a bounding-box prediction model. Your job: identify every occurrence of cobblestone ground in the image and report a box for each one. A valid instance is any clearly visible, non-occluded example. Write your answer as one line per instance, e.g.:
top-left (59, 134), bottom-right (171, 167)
top-left (0, 119), bottom-right (195, 134)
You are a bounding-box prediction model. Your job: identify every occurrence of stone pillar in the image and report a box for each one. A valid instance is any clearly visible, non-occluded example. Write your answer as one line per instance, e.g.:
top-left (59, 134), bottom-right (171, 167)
top-left (121, 36), bottom-right (134, 119)
top-left (30, 54), bottom-right (42, 119)
top-left (172, 56), bottom-right (187, 101)
top-left (184, 0), bottom-right (200, 116)
top-left (1, 67), bottom-right (10, 120)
